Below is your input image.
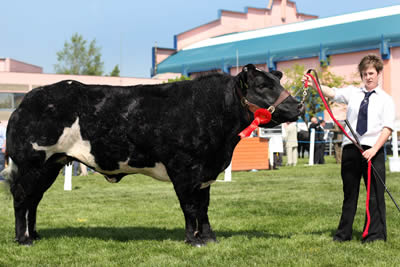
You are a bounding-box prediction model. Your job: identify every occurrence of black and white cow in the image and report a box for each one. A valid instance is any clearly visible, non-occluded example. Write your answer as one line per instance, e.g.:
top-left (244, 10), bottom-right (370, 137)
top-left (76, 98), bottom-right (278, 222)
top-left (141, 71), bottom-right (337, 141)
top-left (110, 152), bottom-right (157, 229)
top-left (3, 64), bottom-right (303, 246)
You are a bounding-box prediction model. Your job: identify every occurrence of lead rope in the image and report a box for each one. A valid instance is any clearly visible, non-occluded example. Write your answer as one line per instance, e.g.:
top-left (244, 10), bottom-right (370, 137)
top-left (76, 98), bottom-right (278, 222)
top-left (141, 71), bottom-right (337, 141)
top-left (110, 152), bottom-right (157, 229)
top-left (304, 71), bottom-right (372, 238)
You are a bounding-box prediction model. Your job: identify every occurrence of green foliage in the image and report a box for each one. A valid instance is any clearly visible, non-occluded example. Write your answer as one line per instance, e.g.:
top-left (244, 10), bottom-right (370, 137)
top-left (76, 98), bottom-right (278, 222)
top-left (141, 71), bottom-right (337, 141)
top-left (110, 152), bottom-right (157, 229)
top-left (1, 157), bottom-right (400, 265)
top-left (283, 63), bottom-right (348, 118)
top-left (54, 33), bottom-right (104, 76)
top-left (167, 75), bottom-right (191, 83)
top-left (110, 65), bottom-right (120, 77)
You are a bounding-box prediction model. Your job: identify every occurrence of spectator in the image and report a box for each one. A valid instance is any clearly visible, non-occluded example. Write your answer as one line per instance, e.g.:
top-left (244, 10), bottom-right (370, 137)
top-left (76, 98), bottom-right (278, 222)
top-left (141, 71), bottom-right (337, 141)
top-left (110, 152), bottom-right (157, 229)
top-left (0, 122), bottom-right (6, 181)
top-left (284, 122), bottom-right (298, 166)
top-left (314, 120), bottom-right (326, 164)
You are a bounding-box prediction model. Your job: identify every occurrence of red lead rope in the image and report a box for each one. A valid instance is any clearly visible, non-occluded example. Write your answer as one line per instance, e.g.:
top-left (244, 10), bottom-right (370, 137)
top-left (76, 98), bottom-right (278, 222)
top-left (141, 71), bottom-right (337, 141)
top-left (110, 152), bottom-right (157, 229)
top-left (305, 73), bottom-right (371, 239)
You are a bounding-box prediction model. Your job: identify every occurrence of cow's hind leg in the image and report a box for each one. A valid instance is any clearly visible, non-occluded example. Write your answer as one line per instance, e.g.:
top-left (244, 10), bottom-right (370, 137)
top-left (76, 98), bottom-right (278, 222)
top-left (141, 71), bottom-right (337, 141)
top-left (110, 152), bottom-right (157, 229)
top-left (11, 162), bottom-right (62, 245)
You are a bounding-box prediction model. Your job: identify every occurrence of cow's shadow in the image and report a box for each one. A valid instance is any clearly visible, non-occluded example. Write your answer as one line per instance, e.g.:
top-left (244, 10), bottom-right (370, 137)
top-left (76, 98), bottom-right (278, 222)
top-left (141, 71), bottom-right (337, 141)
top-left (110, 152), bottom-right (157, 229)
top-left (38, 226), bottom-right (291, 242)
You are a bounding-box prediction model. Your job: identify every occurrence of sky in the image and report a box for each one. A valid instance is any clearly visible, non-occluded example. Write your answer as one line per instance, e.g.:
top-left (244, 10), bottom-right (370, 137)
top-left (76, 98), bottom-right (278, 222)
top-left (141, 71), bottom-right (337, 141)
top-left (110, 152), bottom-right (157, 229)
top-left (1, 0), bottom-right (400, 78)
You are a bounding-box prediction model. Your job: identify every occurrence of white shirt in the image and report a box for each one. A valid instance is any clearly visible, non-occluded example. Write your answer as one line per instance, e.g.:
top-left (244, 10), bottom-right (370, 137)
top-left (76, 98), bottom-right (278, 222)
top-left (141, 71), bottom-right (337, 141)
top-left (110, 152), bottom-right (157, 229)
top-left (0, 125), bottom-right (5, 149)
top-left (332, 85), bottom-right (395, 147)
top-left (269, 135), bottom-right (284, 152)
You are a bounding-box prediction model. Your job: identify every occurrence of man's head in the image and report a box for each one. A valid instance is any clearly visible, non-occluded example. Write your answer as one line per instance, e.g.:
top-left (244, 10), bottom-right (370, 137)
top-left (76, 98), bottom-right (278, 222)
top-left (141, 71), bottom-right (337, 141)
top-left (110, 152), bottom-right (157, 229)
top-left (311, 117), bottom-right (317, 124)
top-left (358, 54), bottom-right (383, 91)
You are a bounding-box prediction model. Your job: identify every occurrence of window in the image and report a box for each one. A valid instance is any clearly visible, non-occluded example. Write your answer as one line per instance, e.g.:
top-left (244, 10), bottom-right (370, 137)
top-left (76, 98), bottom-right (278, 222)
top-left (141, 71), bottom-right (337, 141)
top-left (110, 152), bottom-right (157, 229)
top-left (0, 94), bottom-right (13, 109)
top-left (14, 93), bottom-right (25, 108)
top-left (0, 93), bottom-right (26, 109)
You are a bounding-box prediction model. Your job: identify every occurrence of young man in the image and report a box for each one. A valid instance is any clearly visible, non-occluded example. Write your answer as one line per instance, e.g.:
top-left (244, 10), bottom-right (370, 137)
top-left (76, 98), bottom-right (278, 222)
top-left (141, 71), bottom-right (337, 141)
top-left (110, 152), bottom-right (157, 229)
top-left (305, 54), bottom-right (395, 243)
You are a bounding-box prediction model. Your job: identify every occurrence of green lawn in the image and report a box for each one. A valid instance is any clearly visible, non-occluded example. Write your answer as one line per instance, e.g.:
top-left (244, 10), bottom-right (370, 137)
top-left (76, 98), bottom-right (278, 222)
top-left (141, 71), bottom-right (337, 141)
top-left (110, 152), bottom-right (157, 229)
top-left (1, 156), bottom-right (400, 266)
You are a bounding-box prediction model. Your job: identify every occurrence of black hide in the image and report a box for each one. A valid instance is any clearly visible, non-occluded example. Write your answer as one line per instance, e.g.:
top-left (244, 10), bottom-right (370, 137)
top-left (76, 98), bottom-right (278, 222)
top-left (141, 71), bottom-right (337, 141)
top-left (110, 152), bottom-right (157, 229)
top-left (5, 64), bottom-right (301, 246)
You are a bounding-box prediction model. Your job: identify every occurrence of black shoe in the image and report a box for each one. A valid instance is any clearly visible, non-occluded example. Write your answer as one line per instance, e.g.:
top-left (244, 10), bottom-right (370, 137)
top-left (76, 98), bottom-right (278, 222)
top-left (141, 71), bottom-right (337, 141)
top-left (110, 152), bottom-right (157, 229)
top-left (362, 238), bottom-right (386, 244)
top-left (333, 236), bottom-right (351, 242)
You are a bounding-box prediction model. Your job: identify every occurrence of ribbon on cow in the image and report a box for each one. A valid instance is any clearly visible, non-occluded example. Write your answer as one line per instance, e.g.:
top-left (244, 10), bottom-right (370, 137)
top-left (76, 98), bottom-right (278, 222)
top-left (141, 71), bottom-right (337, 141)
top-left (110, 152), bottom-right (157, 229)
top-left (239, 108), bottom-right (272, 139)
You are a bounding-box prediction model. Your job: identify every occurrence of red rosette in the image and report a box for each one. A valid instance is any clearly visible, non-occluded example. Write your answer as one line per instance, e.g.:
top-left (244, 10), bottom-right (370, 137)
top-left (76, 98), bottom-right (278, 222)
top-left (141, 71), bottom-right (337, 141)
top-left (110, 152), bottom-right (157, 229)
top-left (239, 108), bottom-right (272, 139)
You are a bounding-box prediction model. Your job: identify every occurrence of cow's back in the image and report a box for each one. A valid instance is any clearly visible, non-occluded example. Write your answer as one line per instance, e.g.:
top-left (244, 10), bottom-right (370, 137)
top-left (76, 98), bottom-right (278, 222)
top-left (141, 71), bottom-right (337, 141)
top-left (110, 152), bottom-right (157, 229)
top-left (7, 75), bottom-right (238, 177)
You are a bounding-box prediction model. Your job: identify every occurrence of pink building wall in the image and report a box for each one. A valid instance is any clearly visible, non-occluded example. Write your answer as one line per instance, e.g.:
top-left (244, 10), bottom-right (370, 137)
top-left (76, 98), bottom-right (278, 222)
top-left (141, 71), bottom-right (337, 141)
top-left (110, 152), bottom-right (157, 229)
top-left (0, 58), bottom-right (43, 73)
top-left (154, 48), bottom-right (176, 66)
top-left (0, 66), bottom-right (170, 122)
top-left (154, 0), bottom-right (317, 67)
top-left (0, 71), bottom-right (168, 92)
top-left (175, 1), bottom-right (317, 51)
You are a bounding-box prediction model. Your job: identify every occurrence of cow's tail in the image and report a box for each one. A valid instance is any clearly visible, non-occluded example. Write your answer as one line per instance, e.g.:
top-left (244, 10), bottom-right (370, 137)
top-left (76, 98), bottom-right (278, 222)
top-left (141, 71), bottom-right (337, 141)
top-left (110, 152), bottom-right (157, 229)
top-left (1, 155), bottom-right (18, 191)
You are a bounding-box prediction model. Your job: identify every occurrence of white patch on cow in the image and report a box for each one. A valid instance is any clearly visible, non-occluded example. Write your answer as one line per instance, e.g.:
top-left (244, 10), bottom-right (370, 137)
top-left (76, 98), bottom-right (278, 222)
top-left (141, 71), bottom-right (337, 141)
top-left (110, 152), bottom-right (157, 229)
top-left (32, 118), bottom-right (96, 166)
top-left (101, 160), bottom-right (171, 182)
top-left (67, 81), bottom-right (73, 84)
top-left (31, 117), bottom-right (171, 182)
top-left (200, 180), bottom-right (216, 189)
top-left (25, 210), bottom-right (29, 237)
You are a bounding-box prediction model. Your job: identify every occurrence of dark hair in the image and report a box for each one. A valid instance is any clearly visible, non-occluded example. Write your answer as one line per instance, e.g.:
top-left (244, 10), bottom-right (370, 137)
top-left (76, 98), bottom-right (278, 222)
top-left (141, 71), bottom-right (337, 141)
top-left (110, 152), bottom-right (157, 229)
top-left (358, 54), bottom-right (383, 78)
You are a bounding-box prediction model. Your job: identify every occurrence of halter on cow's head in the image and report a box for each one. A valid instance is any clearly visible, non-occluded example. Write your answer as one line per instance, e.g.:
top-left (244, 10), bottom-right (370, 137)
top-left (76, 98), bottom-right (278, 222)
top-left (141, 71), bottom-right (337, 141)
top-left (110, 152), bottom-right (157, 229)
top-left (236, 64), bottom-right (304, 128)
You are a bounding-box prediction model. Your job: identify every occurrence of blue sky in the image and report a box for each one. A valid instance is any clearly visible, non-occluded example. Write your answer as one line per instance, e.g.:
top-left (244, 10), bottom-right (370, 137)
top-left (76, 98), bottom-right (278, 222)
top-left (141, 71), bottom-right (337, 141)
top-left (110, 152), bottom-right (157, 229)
top-left (1, 0), bottom-right (400, 78)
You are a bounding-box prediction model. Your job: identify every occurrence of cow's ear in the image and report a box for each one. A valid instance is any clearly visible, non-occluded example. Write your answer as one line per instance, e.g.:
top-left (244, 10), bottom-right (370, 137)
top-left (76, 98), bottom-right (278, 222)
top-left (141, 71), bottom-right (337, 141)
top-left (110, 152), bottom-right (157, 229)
top-left (270, 70), bottom-right (283, 80)
top-left (243, 64), bottom-right (256, 72)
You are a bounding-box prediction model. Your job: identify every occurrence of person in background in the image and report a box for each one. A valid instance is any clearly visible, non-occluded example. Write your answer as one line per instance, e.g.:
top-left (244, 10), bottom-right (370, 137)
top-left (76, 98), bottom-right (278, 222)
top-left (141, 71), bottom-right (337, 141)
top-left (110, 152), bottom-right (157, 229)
top-left (304, 54), bottom-right (395, 243)
top-left (0, 122), bottom-right (6, 181)
top-left (314, 120), bottom-right (326, 164)
top-left (331, 121), bottom-right (345, 163)
top-left (284, 121), bottom-right (298, 166)
top-left (269, 134), bottom-right (284, 170)
top-left (309, 116), bottom-right (323, 164)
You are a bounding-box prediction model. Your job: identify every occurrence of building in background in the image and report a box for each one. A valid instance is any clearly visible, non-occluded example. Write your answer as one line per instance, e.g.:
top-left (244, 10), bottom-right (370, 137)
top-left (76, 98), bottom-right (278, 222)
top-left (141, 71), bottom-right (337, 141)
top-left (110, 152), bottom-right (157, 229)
top-left (152, 0), bottom-right (400, 125)
top-left (0, 58), bottom-right (171, 122)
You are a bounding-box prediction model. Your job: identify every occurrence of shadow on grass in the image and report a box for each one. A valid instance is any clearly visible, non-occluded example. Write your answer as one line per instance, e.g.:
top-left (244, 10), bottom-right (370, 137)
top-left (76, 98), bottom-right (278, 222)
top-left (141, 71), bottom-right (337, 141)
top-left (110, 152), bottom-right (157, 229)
top-left (38, 226), bottom-right (292, 243)
top-left (310, 228), bottom-right (364, 241)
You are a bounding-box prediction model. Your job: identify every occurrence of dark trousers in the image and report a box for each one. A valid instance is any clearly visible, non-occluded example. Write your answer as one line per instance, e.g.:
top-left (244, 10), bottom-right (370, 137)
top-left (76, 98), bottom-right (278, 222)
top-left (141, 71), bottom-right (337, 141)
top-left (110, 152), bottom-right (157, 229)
top-left (314, 142), bottom-right (325, 164)
top-left (334, 144), bottom-right (387, 242)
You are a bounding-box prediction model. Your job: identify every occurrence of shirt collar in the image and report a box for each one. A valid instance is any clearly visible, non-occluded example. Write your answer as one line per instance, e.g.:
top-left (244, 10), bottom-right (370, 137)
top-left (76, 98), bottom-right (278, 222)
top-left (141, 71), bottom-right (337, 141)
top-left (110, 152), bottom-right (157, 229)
top-left (361, 86), bottom-right (382, 95)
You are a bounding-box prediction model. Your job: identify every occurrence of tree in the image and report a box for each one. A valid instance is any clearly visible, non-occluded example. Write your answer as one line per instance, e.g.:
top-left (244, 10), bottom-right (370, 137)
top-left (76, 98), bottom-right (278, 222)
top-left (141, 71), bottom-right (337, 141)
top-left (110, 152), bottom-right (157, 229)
top-left (110, 65), bottom-right (120, 77)
top-left (282, 62), bottom-right (354, 118)
top-left (54, 33), bottom-right (104, 76)
top-left (166, 75), bottom-right (191, 83)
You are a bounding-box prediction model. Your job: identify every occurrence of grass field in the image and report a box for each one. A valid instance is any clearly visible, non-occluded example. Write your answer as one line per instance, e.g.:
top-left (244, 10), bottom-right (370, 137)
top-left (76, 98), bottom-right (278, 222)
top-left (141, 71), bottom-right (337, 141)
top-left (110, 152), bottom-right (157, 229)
top-left (1, 156), bottom-right (400, 266)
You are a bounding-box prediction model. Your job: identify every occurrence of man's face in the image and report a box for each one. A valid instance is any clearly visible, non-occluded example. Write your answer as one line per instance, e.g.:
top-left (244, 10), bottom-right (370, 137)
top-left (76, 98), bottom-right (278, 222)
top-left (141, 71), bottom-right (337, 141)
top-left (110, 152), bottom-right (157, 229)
top-left (361, 66), bottom-right (379, 91)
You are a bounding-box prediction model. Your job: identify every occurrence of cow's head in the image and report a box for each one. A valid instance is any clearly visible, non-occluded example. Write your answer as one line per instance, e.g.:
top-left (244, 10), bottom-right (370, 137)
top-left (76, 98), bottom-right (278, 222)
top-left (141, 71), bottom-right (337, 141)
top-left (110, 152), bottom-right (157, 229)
top-left (236, 64), bottom-right (304, 128)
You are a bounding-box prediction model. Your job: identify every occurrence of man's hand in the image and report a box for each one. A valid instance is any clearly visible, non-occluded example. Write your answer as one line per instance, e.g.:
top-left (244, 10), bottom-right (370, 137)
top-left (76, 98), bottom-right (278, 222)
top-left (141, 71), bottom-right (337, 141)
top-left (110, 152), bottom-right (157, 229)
top-left (362, 147), bottom-right (378, 162)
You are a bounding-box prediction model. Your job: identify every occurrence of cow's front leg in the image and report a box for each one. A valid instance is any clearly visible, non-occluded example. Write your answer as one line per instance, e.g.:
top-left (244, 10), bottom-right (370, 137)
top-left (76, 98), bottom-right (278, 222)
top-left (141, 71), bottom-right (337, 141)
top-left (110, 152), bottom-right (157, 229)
top-left (177, 194), bottom-right (204, 246)
top-left (196, 186), bottom-right (217, 244)
top-left (175, 184), bottom-right (217, 246)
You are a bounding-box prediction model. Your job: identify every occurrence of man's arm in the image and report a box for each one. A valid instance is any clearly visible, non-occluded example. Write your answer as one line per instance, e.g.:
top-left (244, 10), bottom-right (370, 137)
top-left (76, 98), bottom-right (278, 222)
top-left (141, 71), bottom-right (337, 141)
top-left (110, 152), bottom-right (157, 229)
top-left (362, 127), bottom-right (392, 161)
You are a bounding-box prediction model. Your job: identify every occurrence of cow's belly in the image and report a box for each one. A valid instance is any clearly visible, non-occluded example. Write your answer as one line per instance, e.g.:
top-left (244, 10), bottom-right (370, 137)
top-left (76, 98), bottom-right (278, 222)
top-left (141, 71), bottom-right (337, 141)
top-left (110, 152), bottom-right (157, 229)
top-left (100, 161), bottom-right (170, 182)
top-left (31, 117), bottom-right (171, 182)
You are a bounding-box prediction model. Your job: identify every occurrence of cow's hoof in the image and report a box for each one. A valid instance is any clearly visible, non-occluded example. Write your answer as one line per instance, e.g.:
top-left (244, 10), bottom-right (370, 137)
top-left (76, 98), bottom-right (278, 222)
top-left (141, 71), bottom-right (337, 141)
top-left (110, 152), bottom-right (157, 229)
top-left (185, 237), bottom-right (205, 247)
top-left (32, 231), bottom-right (41, 240)
top-left (16, 236), bottom-right (34, 246)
